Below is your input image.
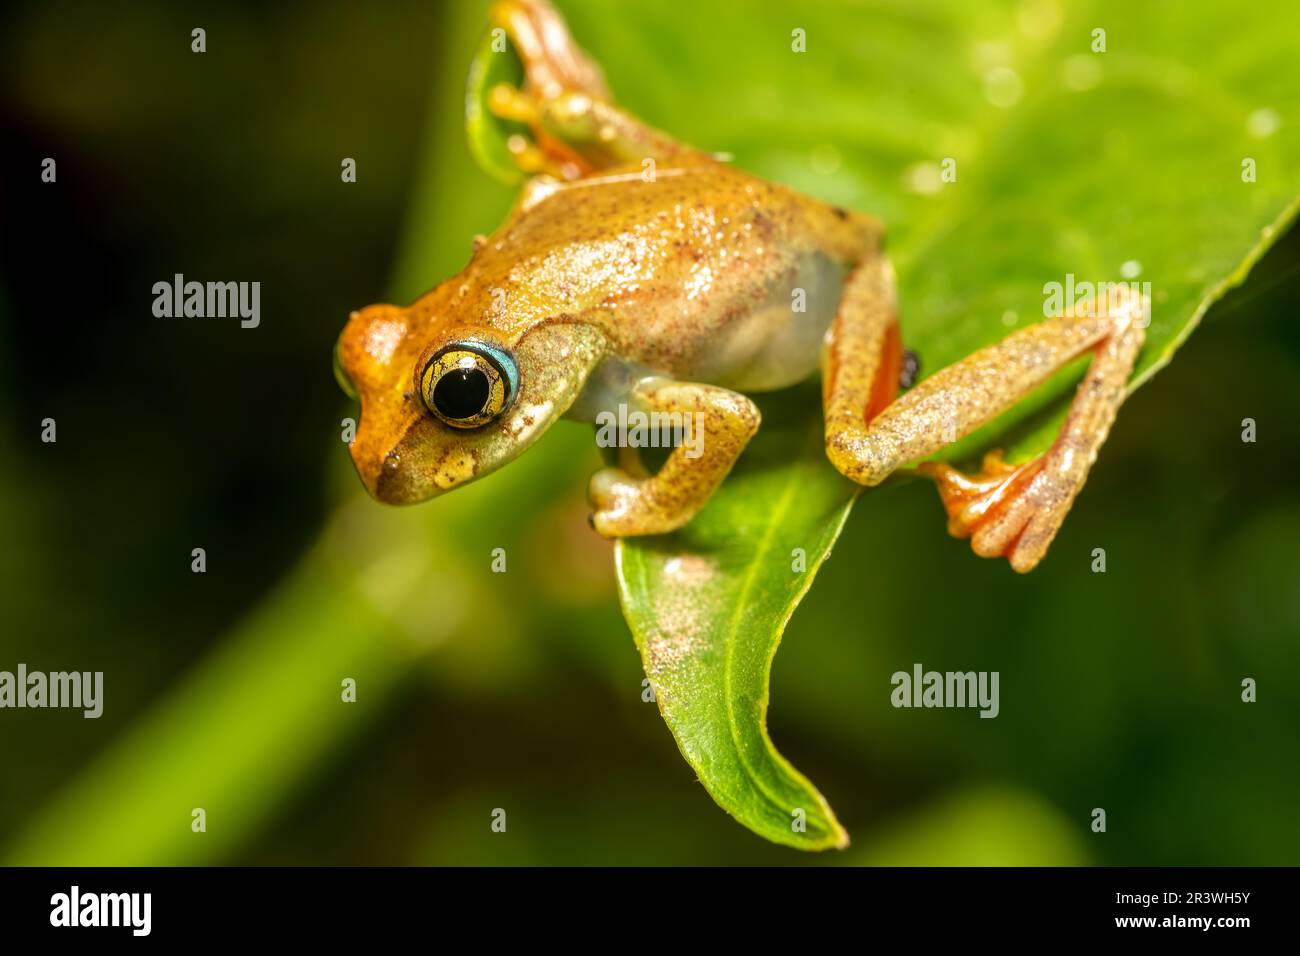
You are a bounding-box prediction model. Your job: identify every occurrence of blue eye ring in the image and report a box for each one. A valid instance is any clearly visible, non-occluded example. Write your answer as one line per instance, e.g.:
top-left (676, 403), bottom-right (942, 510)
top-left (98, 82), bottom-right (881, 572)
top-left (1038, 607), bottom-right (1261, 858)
top-left (419, 340), bottom-right (518, 428)
top-left (465, 340), bottom-right (519, 399)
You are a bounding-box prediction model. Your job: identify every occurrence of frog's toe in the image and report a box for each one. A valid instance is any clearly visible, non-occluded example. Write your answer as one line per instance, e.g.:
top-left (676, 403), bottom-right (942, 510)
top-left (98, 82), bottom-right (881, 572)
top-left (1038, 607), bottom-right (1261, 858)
top-left (486, 83), bottom-right (585, 179)
top-left (487, 82), bottom-right (538, 125)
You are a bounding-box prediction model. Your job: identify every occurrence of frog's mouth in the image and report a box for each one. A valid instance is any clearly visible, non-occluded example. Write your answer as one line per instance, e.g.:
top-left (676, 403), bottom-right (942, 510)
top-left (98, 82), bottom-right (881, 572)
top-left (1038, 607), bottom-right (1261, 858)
top-left (349, 408), bottom-right (474, 505)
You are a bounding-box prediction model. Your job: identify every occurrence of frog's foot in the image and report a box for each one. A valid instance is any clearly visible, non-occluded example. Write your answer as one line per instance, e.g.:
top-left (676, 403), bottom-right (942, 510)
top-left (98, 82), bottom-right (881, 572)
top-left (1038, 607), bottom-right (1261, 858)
top-left (490, 0), bottom-right (610, 104)
top-left (587, 379), bottom-right (759, 537)
top-left (589, 467), bottom-right (683, 537)
top-left (919, 451), bottom-right (1059, 573)
top-left (487, 0), bottom-right (612, 179)
top-left (485, 85), bottom-right (594, 179)
top-left (922, 422), bottom-right (1114, 572)
top-left (488, 0), bottom-right (702, 177)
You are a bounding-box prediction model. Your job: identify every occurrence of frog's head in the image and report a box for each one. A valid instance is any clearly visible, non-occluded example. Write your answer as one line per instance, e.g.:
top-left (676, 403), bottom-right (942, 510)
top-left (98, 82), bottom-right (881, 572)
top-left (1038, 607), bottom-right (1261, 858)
top-left (335, 303), bottom-right (605, 504)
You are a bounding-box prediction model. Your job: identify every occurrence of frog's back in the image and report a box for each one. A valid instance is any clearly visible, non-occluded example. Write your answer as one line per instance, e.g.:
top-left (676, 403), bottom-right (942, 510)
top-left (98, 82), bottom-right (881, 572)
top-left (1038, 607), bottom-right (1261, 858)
top-left (479, 160), bottom-right (861, 391)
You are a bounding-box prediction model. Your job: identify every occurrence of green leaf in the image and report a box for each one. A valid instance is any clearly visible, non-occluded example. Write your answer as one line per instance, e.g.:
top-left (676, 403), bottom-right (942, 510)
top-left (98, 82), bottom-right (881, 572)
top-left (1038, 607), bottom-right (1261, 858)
top-left (565, 0), bottom-right (1300, 847)
top-left (617, 387), bottom-right (856, 850)
top-left (465, 26), bottom-right (528, 186)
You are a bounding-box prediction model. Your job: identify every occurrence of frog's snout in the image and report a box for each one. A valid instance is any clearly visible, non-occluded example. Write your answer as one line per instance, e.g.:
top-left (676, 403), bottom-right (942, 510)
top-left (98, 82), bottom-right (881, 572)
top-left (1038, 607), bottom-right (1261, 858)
top-left (371, 449), bottom-right (420, 505)
top-left (349, 411), bottom-right (471, 506)
top-left (349, 438), bottom-right (401, 504)
top-left (350, 432), bottom-right (433, 506)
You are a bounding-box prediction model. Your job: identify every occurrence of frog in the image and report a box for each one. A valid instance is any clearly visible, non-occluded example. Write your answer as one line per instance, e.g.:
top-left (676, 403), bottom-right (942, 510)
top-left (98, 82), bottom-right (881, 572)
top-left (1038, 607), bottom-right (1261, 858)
top-left (334, 0), bottom-right (1146, 573)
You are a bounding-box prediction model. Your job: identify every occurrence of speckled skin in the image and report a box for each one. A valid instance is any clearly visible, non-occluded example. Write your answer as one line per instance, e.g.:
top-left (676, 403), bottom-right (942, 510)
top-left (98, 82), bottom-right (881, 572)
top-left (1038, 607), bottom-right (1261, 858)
top-left (336, 0), bottom-right (1145, 570)
top-left (335, 151), bottom-right (873, 518)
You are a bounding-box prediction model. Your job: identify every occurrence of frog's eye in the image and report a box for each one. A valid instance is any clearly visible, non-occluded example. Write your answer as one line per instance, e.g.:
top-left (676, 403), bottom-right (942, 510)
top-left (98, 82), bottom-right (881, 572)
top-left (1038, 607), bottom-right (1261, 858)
top-left (419, 342), bottom-right (517, 429)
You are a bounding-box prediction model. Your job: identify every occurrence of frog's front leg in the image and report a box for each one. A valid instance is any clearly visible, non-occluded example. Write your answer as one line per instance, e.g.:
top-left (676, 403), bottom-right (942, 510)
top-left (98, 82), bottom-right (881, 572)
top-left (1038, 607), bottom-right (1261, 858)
top-left (823, 257), bottom-right (1146, 573)
top-left (488, 0), bottom-right (704, 177)
top-left (589, 378), bottom-right (760, 537)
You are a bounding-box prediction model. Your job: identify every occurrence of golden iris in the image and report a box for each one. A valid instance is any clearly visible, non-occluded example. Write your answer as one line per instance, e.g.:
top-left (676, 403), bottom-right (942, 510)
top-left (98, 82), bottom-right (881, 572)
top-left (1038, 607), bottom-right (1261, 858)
top-left (420, 345), bottom-right (510, 428)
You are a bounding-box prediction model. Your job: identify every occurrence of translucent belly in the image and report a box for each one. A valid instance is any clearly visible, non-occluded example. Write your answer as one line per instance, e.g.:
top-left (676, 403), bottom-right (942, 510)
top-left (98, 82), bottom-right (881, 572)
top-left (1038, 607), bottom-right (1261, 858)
top-left (566, 253), bottom-right (845, 423)
top-left (682, 252), bottom-right (845, 392)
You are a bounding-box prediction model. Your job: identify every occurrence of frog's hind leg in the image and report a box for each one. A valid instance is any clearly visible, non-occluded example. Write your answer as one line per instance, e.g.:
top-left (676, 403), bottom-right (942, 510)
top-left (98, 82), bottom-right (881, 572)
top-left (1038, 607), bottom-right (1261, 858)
top-left (588, 377), bottom-right (760, 537)
top-left (823, 275), bottom-right (1147, 572)
top-left (488, 0), bottom-right (706, 177)
top-left (919, 299), bottom-right (1145, 572)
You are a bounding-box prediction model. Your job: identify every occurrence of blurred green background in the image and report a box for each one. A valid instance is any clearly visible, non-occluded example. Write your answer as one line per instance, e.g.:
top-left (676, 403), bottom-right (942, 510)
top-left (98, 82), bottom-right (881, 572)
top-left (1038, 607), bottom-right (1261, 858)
top-left (1, 0), bottom-right (1297, 865)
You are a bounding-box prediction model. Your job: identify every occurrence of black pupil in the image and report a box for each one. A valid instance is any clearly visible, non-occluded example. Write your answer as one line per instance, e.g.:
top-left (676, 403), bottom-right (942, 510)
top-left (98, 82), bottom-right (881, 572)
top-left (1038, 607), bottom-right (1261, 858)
top-left (433, 366), bottom-right (490, 420)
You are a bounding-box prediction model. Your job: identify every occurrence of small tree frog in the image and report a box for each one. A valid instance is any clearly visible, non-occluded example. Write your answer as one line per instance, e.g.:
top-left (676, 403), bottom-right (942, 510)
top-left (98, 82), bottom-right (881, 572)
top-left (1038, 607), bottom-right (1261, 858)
top-left (335, 0), bottom-right (1145, 572)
